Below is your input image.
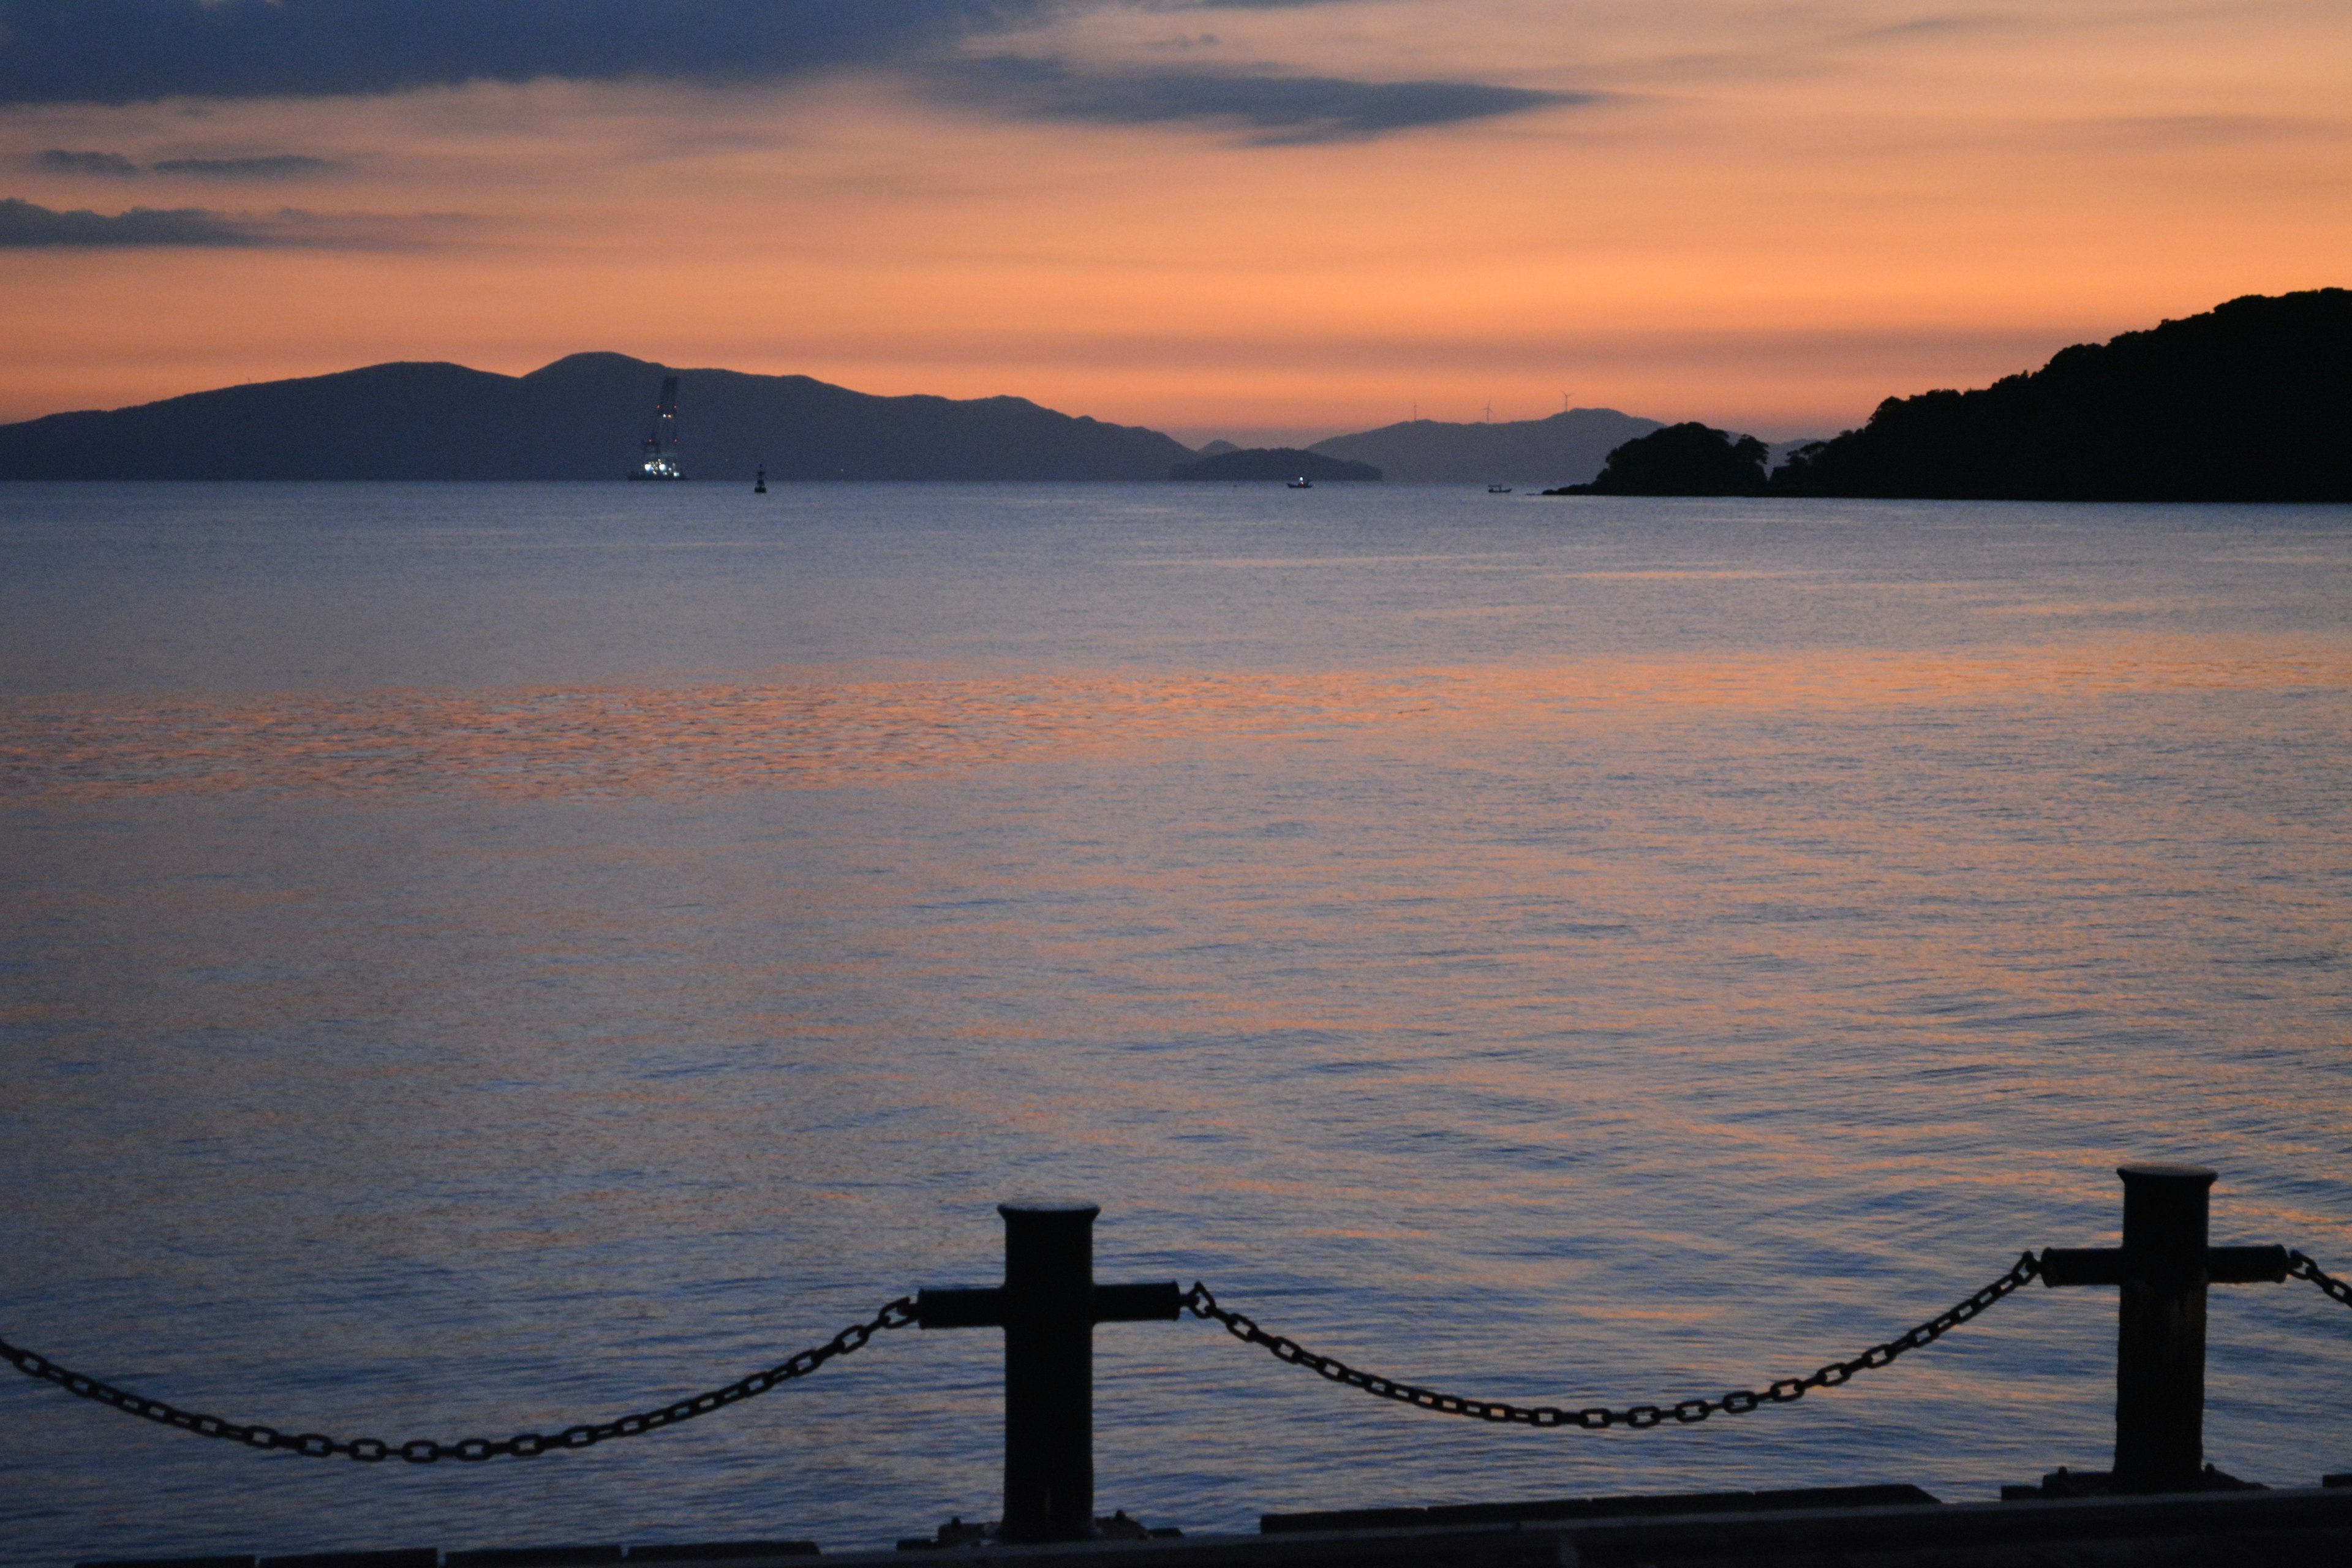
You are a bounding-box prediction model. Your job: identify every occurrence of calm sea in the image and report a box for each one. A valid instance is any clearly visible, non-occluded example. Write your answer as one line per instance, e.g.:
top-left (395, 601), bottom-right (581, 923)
top-left (2, 482), bottom-right (2349, 1565)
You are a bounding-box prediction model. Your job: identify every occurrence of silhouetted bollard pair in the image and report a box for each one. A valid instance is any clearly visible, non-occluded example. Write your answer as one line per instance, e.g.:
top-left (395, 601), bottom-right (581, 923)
top-left (921, 1169), bottom-right (2292, 1539)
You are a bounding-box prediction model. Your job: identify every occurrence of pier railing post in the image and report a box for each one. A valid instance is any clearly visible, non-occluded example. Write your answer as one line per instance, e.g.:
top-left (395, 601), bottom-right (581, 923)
top-left (1001, 1204), bottom-right (1100, 1543)
top-left (2040, 1163), bottom-right (2288, 1494)
top-left (912, 1203), bottom-right (1182, 1542)
top-left (2113, 1165), bottom-right (2214, 1491)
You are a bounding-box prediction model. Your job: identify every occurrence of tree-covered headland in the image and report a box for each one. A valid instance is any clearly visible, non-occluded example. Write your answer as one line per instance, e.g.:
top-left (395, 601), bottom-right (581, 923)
top-left (1776, 290), bottom-right (2351, 501)
top-left (1545, 290), bottom-right (2350, 502)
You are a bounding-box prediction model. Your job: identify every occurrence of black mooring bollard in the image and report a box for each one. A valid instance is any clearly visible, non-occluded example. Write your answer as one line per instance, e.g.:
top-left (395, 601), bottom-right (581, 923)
top-left (2114, 1166), bottom-right (2215, 1491)
top-left (2040, 1164), bottom-right (2289, 1494)
top-left (1003, 1204), bottom-right (1099, 1543)
top-left (913, 1204), bottom-right (1182, 1542)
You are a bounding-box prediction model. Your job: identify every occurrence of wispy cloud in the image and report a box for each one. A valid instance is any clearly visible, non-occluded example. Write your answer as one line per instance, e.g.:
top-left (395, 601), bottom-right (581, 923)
top-left (933, 58), bottom-right (1596, 145)
top-left (0, 195), bottom-right (461, 247)
top-left (2061, 113), bottom-right (2335, 146)
top-left (34, 148), bottom-right (140, 175)
top-left (151, 154), bottom-right (342, 179)
top-left (0, 195), bottom-right (260, 245)
top-left (1853, 13), bottom-right (2017, 43)
top-left (32, 148), bottom-right (344, 179)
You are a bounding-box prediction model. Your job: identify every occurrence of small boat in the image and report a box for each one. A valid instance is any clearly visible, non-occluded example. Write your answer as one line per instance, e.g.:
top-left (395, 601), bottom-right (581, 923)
top-left (1488, 484), bottom-right (1512, 494)
top-left (1287, 477), bottom-right (1313, 489)
top-left (753, 466), bottom-right (767, 494)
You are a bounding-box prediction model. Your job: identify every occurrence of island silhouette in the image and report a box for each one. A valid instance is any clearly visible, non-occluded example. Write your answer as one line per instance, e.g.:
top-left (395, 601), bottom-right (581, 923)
top-left (1544, 423), bottom-right (1770, 496)
top-left (1170, 448), bottom-right (1381, 481)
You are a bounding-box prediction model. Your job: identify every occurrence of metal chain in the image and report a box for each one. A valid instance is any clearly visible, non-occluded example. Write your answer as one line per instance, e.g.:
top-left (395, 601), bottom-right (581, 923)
top-left (12, 1242), bottom-right (2323, 1463)
top-left (2290, 1251), bottom-right (2352, 1310)
top-left (1183, 1251), bottom-right (2042, 1430)
top-left (0, 1297), bottom-right (918, 1463)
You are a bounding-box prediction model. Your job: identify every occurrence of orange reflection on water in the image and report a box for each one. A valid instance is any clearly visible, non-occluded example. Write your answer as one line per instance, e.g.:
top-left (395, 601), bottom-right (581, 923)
top-left (4, 639), bottom-right (2344, 804)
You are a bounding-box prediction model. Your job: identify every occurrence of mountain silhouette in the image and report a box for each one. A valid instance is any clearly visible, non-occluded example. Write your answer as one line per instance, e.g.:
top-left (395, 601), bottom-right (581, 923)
top-left (1772, 290), bottom-right (2352, 500)
top-left (0, 352), bottom-right (1194, 480)
top-left (1170, 447), bottom-right (1380, 481)
top-left (1308, 408), bottom-right (1662, 484)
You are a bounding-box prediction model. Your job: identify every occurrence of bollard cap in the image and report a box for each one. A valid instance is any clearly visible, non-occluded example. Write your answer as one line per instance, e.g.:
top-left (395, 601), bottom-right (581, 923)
top-left (998, 1201), bottom-right (1101, 1219)
top-left (2117, 1164), bottom-right (2217, 1185)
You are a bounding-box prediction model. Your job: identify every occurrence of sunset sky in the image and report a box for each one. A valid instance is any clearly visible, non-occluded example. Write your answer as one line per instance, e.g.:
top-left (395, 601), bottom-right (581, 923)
top-left (2, 1), bottom-right (2346, 442)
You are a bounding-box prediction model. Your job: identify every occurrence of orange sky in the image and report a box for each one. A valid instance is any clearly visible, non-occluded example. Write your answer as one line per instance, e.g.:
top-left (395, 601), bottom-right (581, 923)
top-left (3, 1), bottom-right (2347, 440)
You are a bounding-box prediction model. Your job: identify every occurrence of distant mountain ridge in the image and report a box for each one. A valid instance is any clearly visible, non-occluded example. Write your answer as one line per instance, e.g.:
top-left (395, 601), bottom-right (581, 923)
top-left (17, 293), bottom-right (2334, 494)
top-left (0, 352), bottom-right (1194, 481)
top-left (1308, 408), bottom-right (1664, 484)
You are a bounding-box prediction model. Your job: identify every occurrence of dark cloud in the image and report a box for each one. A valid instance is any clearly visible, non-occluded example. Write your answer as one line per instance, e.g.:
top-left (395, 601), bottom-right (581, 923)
top-left (933, 57), bottom-right (1596, 144)
top-left (151, 155), bottom-right (342, 179)
top-left (0, 2), bottom-right (1583, 149)
top-left (34, 149), bottom-right (139, 175)
top-left (0, 0), bottom-right (1057, 105)
top-left (0, 195), bottom-right (261, 245)
top-left (29, 149), bottom-right (342, 179)
top-left (0, 195), bottom-right (458, 247)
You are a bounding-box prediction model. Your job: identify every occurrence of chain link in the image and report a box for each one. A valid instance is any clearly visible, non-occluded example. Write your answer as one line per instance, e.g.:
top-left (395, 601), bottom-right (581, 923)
top-left (1183, 1252), bottom-right (2042, 1430)
top-left (0, 1297), bottom-right (917, 1463)
top-left (2290, 1251), bottom-right (2352, 1311)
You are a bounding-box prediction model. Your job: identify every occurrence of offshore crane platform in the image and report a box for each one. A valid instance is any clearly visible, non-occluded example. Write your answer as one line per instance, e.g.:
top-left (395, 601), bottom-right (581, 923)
top-left (631, 374), bottom-right (684, 479)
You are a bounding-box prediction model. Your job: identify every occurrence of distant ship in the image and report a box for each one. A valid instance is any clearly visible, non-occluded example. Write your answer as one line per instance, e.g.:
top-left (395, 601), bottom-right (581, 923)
top-left (1287, 477), bottom-right (1313, 489)
top-left (1488, 484), bottom-right (1512, 494)
top-left (631, 375), bottom-right (684, 480)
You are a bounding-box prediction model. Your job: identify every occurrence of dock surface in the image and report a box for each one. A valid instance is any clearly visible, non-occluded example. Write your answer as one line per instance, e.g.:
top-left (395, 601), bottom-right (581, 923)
top-left (84, 1483), bottom-right (2352, 1568)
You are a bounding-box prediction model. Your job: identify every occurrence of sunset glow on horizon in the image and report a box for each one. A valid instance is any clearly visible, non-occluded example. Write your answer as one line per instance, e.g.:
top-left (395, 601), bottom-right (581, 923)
top-left (2, 1), bottom-right (2347, 439)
